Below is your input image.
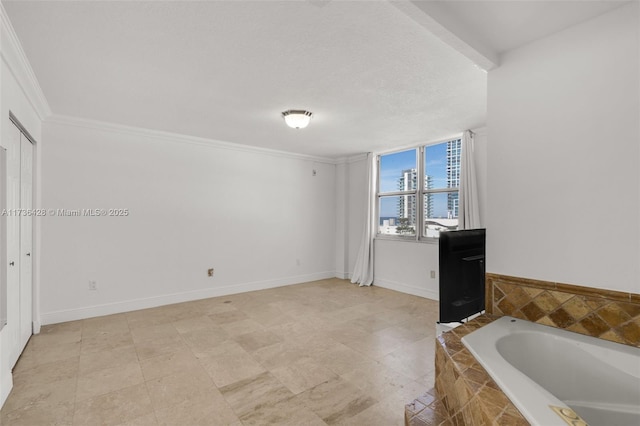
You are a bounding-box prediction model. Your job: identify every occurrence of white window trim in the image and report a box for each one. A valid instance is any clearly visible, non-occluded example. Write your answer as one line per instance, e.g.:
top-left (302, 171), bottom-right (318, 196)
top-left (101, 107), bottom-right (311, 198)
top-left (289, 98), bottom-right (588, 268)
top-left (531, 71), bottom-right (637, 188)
top-left (376, 137), bottom-right (461, 242)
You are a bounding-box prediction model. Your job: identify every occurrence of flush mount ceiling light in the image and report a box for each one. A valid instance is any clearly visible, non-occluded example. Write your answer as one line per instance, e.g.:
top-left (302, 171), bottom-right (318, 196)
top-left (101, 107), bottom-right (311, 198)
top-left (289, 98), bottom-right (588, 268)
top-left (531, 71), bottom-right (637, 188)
top-left (282, 110), bottom-right (313, 129)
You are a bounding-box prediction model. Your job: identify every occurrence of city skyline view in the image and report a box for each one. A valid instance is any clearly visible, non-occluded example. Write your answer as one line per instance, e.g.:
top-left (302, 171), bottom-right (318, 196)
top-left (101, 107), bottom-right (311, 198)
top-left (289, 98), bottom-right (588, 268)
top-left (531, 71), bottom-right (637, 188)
top-left (379, 140), bottom-right (460, 221)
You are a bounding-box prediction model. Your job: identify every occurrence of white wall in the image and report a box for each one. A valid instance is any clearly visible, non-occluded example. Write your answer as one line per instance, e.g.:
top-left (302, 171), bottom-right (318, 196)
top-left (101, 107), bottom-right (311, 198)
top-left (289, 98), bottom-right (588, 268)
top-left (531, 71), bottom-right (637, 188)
top-left (486, 2), bottom-right (639, 293)
top-left (0, 9), bottom-right (46, 408)
top-left (374, 239), bottom-right (440, 299)
top-left (40, 119), bottom-right (337, 324)
top-left (334, 155), bottom-right (369, 280)
top-left (347, 157), bottom-right (367, 278)
top-left (334, 162), bottom-right (348, 278)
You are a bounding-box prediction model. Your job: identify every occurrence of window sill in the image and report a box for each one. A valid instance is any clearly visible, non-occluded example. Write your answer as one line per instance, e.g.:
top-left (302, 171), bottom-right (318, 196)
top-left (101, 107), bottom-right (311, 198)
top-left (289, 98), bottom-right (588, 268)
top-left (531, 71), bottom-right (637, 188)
top-left (375, 235), bottom-right (439, 245)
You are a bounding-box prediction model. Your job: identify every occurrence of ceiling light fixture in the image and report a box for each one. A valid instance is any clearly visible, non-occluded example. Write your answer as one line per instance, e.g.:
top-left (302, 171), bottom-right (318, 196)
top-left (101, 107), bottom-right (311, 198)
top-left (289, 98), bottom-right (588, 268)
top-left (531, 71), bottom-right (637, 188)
top-left (282, 110), bottom-right (313, 129)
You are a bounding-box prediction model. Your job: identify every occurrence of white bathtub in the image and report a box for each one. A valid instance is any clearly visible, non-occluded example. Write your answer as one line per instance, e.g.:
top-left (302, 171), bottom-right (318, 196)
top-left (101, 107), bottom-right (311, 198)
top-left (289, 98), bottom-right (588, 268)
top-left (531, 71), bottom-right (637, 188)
top-left (461, 316), bottom-right (640, 426)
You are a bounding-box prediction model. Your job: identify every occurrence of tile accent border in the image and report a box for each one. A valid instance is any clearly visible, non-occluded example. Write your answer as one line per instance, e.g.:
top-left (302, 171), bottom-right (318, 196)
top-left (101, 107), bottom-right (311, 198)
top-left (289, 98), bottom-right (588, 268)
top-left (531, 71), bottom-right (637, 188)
top-left (486, 273), bottom-right (640, 347)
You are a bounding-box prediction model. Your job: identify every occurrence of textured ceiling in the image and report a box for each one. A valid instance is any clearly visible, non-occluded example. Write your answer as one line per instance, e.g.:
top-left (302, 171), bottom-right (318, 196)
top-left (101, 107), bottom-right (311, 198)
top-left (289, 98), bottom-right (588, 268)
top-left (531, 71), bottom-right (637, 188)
top-left (3, 0), bottom-right (486, 158)
top-left (3, 1), bottom-right (626, 158)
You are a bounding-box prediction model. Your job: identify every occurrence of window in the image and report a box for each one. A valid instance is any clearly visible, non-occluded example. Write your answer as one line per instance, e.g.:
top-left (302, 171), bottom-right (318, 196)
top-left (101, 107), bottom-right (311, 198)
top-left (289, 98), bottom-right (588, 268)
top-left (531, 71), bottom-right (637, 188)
top-left (377, 138), bottom-right (461, 239)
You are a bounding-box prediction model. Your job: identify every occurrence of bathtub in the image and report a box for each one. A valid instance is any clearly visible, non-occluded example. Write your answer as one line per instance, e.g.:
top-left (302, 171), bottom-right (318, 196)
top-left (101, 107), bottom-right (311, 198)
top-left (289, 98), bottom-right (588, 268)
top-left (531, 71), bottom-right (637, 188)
top-left (461, 316), bottom-right (640, 426)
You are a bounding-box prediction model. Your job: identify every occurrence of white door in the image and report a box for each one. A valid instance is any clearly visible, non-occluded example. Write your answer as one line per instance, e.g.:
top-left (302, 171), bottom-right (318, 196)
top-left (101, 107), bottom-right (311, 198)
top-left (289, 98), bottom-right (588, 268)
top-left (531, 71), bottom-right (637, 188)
top-left (0, 148), bottom-right (7, 331)
top-left (5, 123), bottom-right (22, 366)
top-left (19, 134), bottom-right (33, 347)
top-left (5, 122), bottom-right (34, 367)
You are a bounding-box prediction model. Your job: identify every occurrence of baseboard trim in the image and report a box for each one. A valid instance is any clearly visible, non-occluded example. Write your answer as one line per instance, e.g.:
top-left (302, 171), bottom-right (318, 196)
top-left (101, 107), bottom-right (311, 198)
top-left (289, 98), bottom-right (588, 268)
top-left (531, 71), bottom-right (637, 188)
top-left (373, 277), bottom-right (439, 301)
top-left (0, 370), bottom-right (12, 410)
top-left (334, 271), bottom-right (351, 280)
top-left (40, 271), bottom-right (335, 325)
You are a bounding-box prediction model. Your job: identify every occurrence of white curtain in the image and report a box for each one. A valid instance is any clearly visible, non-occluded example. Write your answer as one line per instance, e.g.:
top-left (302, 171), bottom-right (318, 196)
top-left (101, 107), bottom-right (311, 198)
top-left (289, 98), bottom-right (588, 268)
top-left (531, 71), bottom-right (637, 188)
top-left (458, 130), bottom-right (481, 229)
top-left (351, 152), bottom-right (376, 286)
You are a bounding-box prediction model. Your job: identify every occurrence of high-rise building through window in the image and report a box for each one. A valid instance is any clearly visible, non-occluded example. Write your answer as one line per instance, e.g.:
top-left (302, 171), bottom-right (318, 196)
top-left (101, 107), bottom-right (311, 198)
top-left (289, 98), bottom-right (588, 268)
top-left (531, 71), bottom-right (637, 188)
top-left (398, 168), bottom-right (417, 223)
top-left (377, 138), bottom-right (461, 238)
top-left (396, 139), bottom-right (461, 221)
top-left (424, 175), bottom-right (433, 219)
top-left (446, 139), bottom-right (461, 218)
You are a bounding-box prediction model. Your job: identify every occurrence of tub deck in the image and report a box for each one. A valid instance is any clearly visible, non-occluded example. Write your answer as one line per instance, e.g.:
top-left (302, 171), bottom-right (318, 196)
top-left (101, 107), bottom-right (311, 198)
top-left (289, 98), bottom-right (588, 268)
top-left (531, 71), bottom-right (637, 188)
top-left (405, 315), bottom-right (529, 426)
top-left (462, 316), bottom-right (640, 426)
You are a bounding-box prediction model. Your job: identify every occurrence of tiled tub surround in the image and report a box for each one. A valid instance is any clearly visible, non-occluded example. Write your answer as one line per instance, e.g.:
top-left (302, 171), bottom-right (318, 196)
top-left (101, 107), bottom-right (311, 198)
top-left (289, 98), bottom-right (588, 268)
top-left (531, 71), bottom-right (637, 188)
top-left (462, 316), bottom-right (640, 425)
top-left (486, 273), bottom-right (640, 347)
top-left (405, 316), bottom-right (529, 426)
top-left (405, 275), bottom-right (640, 426)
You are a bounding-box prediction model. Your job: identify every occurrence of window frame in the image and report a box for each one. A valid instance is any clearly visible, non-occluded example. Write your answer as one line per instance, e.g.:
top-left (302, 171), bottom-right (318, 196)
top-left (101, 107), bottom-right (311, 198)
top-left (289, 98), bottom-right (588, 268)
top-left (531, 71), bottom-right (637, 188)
top-left (376, 137), bottom-right (461, 242)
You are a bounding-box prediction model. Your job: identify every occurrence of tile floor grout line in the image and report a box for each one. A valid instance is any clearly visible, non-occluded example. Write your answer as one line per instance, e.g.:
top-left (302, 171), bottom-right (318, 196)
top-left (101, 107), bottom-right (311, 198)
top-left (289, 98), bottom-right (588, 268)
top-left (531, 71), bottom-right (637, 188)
top-left (2, 279), bottom-right (440, 425)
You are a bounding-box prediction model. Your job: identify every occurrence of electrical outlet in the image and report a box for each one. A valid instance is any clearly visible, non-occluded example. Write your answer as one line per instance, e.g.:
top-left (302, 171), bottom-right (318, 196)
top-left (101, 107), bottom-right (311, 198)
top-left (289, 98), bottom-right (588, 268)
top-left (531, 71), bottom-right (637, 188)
top-left (207, 268), bottom-right (214, 277)
top-left (88, 280), bottom-right (97, 291)
top-left (430, 270), bottom-right (436, 279)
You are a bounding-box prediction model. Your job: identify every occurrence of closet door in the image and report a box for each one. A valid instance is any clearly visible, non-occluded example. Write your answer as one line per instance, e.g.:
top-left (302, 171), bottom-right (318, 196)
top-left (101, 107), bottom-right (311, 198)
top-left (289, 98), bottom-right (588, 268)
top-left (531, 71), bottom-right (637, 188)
top-left (19, 134), bottom-right (33, 347)
top-left (5, 123), bottom-right (22, 366)
top-left (0, 148), bottom-right (7, 331)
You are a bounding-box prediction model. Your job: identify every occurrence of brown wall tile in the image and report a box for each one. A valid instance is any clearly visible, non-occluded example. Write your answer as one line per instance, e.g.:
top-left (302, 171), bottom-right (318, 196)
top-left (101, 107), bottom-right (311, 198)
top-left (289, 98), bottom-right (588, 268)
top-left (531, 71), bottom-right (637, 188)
top-left (533, 292), bottom-right (561, 313)
top-left (599, 329), bottom-right (626, 345)
top-left (566, 323), bottom-right (589, 336)
top-left (597, 303), bottom-right (631, 327)
top-left (520, 302), bottom-right (545, 322)
top-left (485, 273), bottom-right (640, 348)
top-left (578, 313), bottom-right (609, 336)
top-left (428, 317), bottom-right (529, 426)
top-left (522, 287), bottom-right (544, 299)
top-left (560, 296), bottom-right (591, 320)
top-left (620, 302), bottom-right (640, 318)
top-left (548, 308), bottom-right (574, 329)
top-left (618, 320), bottom-right (640, 345)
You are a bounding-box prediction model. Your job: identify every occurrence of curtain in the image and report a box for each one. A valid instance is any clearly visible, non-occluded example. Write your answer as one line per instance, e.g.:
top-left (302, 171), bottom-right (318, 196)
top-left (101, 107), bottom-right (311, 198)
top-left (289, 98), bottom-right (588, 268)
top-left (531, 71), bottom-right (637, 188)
top-left (351, 152), bottom-right (376, 286)
top-left (458, 130), bottom-right (481, 229)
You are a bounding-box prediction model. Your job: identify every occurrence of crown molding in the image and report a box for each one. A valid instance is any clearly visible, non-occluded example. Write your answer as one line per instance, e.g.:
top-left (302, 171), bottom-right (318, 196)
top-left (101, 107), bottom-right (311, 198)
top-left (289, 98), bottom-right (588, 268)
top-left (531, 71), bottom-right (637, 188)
top-left (45, 114), bottom-right (339, 165)
top-left (335, 126), bottom-right (486, 163)
top-left (0, 3), bottom-right (51, 120)
top-left (335, 153), bottom-right (368, 164)
top-left (472, 126), bottom-right (487, 137)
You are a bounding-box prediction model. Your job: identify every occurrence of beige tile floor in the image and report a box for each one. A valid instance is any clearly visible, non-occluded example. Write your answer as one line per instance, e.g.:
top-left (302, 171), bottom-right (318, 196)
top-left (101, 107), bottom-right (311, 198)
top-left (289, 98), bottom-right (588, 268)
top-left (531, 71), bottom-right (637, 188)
top-left (0, 278), bottom-right (438, 426)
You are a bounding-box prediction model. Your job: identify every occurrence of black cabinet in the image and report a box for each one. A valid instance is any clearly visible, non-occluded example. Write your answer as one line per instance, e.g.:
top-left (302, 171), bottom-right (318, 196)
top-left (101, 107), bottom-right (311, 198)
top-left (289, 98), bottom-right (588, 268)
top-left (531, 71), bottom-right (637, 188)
top-left (438, 229), bottom-right (486, 323)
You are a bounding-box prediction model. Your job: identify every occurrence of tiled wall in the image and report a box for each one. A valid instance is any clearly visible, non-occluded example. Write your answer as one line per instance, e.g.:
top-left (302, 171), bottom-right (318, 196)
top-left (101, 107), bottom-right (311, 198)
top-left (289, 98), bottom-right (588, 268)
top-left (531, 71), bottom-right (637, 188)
top-left (406, 274), bottom-right (640, 426)
top-left (486, 273), bottom-right (640, 347)
top-left (429, 316), bottom-right (528, 426)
